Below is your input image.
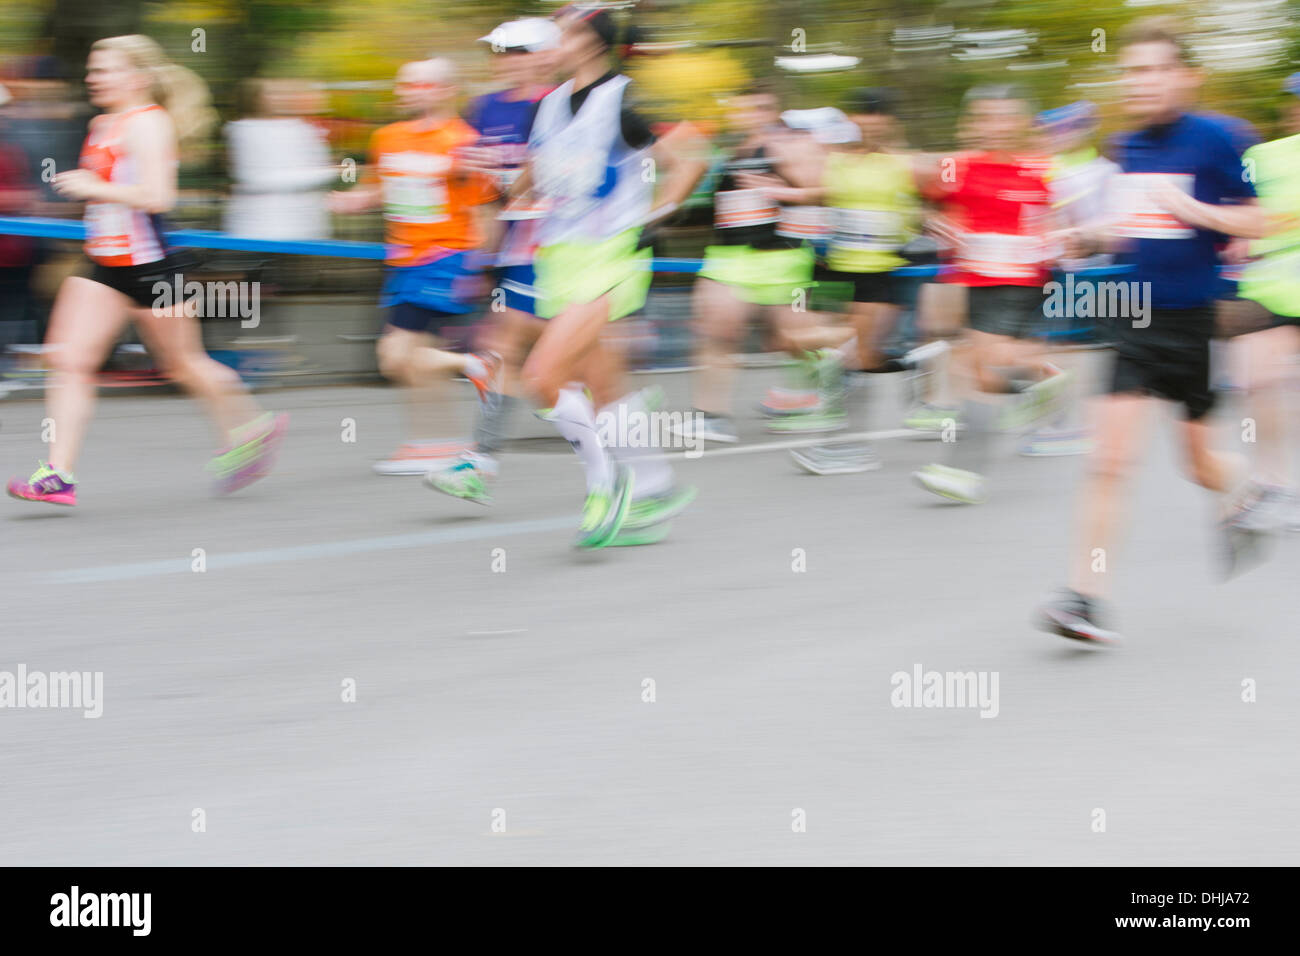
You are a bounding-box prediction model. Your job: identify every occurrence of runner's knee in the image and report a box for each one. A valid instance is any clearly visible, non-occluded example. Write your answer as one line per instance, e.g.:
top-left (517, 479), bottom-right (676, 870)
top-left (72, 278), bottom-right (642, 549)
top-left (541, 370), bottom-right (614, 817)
top-left (376, 335), bottom-right (410, 380)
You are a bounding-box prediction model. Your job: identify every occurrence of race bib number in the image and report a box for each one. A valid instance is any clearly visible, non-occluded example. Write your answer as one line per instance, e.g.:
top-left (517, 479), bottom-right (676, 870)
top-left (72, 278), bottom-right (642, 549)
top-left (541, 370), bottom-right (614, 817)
top-left (379, 151), bottom-right (451, 225)
top-left (1243, 246), bottom-right (1300, 285)
top-left (956, 232), bottom-right (1045, 279)
top-left (84, 201), bottom-right (132, 258)
top-left (776, 205), bottom-right (829, 241)
top-left (715, 189), bottom-right (779, 229)
top-left (382, 173), bottom-right (448, 225)
top-left (1111, 173), bottom-right (1195, 240)
top-left (498, 194), bottom-right (551, 222)
top-left (830, 208), bottom-right (904, 252)
top-left (535, 145), bottom-right (605, 218)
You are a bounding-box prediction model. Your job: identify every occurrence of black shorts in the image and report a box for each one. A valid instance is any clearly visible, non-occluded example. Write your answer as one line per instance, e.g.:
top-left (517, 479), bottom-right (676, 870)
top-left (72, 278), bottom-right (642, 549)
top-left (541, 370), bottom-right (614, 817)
top-left (815, 268), bottom-right (901, 305)
top-left (384, 302), bottom-right (477, 336)
top-left (1108, 307), bottom-right (1215, 420)
top-left (966, 284), bottom-right (1043, 339)
top-left (1267, 309), bottom-right (1300, 329)
top-left (87, 253), bottom-right (198, 309)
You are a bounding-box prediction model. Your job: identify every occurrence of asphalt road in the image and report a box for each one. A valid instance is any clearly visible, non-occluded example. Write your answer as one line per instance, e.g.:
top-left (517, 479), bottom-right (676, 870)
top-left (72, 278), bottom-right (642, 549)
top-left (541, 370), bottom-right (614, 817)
top-left (1, 364), bottom-right (1296, 865)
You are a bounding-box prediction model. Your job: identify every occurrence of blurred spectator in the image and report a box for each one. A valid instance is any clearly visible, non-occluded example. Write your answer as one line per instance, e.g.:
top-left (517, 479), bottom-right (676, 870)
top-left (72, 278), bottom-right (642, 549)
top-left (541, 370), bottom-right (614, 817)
top-left (0, 82), bottom-right (41, 347)
top-left (0, 55), bottom-right (90, 346)
top-left (224, 79), bottom-right (336, 239)
top-left (0, 55), bottom-right (88, 212)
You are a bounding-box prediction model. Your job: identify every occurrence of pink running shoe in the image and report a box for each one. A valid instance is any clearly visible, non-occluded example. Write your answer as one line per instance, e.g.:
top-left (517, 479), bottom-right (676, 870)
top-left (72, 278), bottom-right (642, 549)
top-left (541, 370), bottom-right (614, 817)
top-left (7, 462), bottom-right (77, 506)
top-left (759, 387), bottom-right (820, 418)
top-left (209, 412), bottom-right (290, 495)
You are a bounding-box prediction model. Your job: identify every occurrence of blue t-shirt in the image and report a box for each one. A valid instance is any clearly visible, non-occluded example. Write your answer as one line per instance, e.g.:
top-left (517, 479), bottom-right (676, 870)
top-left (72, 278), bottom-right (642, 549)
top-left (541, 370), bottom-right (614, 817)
top-left (464, 89), bottom-right (550, 268)
top-left (464, 89), bottom-right (545, 174)
top-left (1107, 112), bottom-right (1256, 309)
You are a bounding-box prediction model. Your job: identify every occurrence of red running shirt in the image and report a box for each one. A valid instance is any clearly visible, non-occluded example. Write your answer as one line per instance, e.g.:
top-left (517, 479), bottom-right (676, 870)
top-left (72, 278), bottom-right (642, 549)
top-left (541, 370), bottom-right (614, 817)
top-left (931, 151), bottom-right (1054, 287)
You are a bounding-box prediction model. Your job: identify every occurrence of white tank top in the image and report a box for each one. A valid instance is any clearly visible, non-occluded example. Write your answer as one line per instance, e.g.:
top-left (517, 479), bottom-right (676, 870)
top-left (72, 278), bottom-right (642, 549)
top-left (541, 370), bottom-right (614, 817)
top-left (529, 75), bottom-right (652, 246)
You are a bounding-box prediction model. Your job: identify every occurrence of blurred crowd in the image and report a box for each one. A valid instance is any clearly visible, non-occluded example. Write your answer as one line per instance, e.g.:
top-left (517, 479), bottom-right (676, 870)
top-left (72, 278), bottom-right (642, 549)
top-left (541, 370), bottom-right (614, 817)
top-left (0, 54), bottom-right (88, 345)
top-left (2, 0), bottom-right (1299, 352)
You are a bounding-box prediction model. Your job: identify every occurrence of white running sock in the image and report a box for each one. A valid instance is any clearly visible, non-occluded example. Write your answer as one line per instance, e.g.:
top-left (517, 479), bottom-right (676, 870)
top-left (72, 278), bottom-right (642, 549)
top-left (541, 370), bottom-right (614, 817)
top-left (929, 340), bottom-right (955, 406)
top-left (599, 389), bottom-right (674, 499)
top-left (547, 386), bottom-right (612, 493)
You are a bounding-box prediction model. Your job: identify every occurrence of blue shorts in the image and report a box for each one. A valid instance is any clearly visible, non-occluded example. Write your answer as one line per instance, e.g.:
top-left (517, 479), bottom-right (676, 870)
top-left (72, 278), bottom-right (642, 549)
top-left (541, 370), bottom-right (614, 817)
top-left (497, 263), bottom-right (539, 315)
top-left (381, 252), bottom-right (480, 333)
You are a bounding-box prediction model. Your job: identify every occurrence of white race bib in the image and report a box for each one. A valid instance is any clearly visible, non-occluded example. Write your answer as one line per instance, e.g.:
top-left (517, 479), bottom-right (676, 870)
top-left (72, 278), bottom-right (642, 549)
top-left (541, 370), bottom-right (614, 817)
top-left (84, 201), bottom-right (133, 257)
top-left (535, 145), bottom-right (606, 218)
top-left (956, 232), bottom-right (1044, 279)
top-left (830, 208), bottom-right (904, 252)
top-left (382, 174), bottom-right (448, 225)
top-left (1111, 173), bottom-right (1195, 239)
top-left (1243, 246), bottom-right (1300, 285)
top-left (714, 189), bottom-right (779, 229)
top-left (776, 205), bottom-right (830, 240)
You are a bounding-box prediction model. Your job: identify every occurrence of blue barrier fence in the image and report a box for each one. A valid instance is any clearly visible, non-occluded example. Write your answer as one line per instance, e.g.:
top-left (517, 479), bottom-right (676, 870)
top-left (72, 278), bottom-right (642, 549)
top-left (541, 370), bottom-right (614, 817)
top-left (0, 215), bottom-right (1178, 379)
top-left (0, 216), bottom-right (1145, 278)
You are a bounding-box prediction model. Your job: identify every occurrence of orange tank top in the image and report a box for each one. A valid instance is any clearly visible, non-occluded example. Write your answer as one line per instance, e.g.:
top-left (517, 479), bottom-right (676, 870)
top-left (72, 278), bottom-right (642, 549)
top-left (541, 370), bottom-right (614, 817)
top-left (80, 104), bottom-right (170, 266)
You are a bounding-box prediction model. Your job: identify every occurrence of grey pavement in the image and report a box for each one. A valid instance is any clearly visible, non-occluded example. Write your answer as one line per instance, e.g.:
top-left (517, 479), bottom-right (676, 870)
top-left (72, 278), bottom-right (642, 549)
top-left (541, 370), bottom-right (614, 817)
top-left (0, 362), bottom-right (1296, 865)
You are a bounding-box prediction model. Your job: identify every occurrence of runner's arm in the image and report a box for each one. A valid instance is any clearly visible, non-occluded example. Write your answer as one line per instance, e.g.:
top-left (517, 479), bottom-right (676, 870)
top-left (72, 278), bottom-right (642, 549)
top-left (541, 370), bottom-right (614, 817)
top-left (53, 110), bottom-right (177, 213)
top-left (642, 121), bottom-right (710, 225)
top-left (1150, 184), bottom-right (1271, 239)
top-left (759, 135), bottom-right (826, 204)
top-left (471, 201), bottom-right (503, 258)
top-left (329, 132), bottom-right (384, 213)
top-left (505, 162), bottom-right (533, 203)
top-left (733, 171), bottom-right (825, 206)
top-left (328, 179), bottom-right (381, 214)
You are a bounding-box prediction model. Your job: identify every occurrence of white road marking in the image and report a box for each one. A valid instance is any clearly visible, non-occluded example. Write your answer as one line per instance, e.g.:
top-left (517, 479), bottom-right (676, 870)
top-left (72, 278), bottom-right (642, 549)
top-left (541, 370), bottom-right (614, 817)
top-left (49, 430), bottom-right (933, 584)
top-left (54, 516), bottom-right (574, 584)
top-left (677, 428), bottom-right (920, 458)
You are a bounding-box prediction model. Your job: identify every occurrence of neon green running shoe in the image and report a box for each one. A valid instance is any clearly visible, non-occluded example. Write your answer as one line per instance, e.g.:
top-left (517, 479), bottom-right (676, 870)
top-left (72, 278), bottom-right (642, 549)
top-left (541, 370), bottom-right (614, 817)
top-left (573, 463), bottom-right (634, 550)
top-left (1002, 370), bottom-right (1072, 432)
top-left (766, 409), bottom-right (847, 434)
top-left (912, 463), bottom-right (986, 504)
top-left (425, 452), bottom-right (497, 505)
top-left (607, 522), bottom-right (673, 547)
top-left (903, 403), bottom-right (961, 434)
top-left (623, 485), bottom-right (697, 530)
top-left (207, 413), bottom-right (289, 495)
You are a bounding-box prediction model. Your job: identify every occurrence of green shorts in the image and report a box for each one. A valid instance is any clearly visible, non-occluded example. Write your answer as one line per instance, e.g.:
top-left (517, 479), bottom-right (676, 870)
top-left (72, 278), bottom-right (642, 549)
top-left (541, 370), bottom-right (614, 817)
top-left (533, 228), bottom-right (652, 321)
top-left (698, 244), bottom-right (813, 307)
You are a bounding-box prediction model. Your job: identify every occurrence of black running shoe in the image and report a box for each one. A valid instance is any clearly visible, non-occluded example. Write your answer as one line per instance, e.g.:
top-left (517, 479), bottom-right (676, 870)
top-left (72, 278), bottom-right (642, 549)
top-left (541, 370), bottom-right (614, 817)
top-left (1037, 588), bottom-right (1120, 646)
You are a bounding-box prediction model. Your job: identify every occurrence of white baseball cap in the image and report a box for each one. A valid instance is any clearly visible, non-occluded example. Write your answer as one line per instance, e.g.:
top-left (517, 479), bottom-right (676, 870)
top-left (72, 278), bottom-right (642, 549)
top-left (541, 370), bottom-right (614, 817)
top-left (479, 18), bottom-right (562, 53)
top-left (781, 107), bottom-right (861, 145)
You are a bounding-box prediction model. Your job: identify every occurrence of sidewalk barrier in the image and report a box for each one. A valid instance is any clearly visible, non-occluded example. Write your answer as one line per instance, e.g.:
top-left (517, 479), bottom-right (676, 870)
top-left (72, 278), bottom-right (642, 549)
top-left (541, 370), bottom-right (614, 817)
top-left (0, 216), bottom-right (1157, 392)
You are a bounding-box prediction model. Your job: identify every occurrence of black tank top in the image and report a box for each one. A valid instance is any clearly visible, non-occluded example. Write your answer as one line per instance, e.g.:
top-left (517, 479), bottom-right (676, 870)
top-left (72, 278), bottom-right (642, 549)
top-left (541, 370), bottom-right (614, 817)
top-left (713, 144), bottom-right (797, 249)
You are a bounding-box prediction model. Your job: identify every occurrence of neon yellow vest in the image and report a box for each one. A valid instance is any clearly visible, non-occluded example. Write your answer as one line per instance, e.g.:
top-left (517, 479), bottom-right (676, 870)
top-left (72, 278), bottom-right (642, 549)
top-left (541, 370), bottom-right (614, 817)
top-left (823, 149), bottom-right (918, 274)
top-left (1239, 133), bottom-right (1300, 318)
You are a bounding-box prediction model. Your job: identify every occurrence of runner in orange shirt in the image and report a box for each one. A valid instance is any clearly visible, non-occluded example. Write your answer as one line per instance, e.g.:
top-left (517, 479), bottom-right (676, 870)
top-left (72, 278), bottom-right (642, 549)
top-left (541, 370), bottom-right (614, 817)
top-left (331, 58), bottom-right (502, 476)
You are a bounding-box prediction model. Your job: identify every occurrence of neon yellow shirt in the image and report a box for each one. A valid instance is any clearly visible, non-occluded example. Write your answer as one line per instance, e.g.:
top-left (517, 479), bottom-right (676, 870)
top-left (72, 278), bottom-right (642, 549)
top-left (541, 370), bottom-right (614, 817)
top-left (823, 149), bottom-right (918, 274)
top-left (1239, 133), bottom-right (1300, 318)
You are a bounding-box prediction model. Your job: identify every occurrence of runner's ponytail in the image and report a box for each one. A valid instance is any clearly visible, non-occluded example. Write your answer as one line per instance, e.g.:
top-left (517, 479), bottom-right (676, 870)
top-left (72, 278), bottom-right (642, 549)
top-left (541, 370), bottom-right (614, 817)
top-left (91, 35), bottom-right (217, 150)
